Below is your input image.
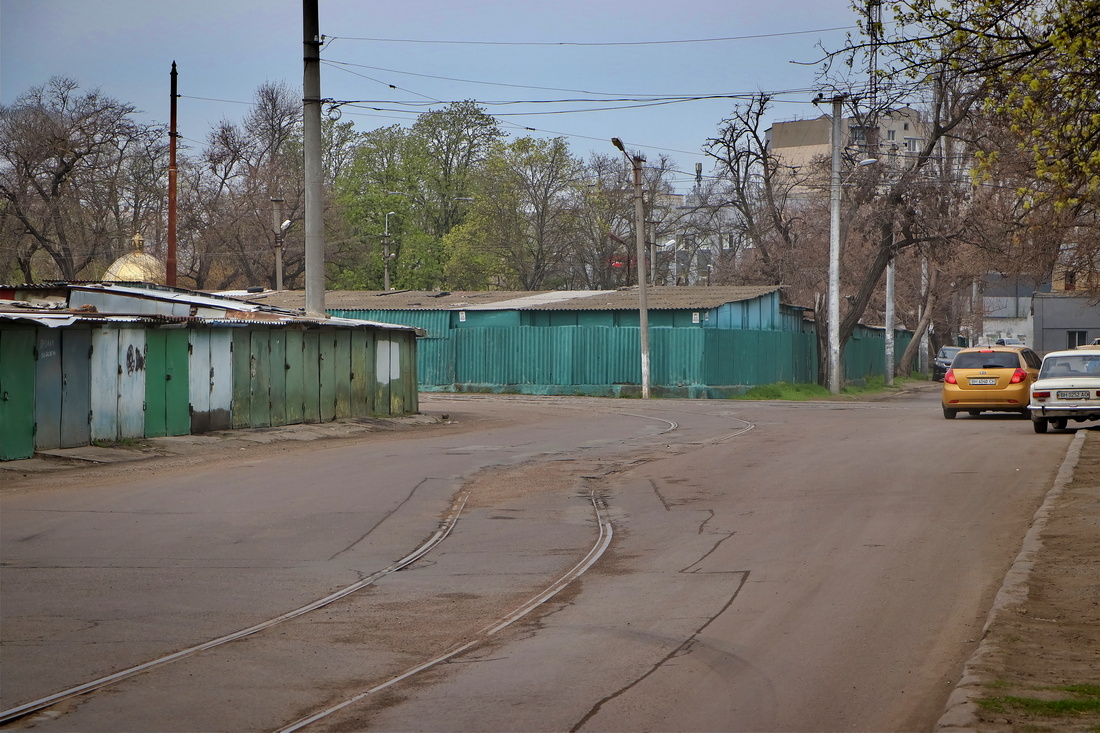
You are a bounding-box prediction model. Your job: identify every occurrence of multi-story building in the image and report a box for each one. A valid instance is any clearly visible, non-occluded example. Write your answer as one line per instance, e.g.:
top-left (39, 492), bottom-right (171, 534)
top-left (765, 106), bottom-right (927, 174)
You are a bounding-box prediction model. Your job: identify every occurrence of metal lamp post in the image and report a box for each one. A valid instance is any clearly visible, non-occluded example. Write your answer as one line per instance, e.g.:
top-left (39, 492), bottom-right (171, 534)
top-left (612, 137), bottom-right (650, 399)
top-left (383, 211), bottom-right (397, 291)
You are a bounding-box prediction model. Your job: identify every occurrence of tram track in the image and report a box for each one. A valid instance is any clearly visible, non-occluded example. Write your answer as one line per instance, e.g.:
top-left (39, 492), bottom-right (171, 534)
top-left (0, 491), bottom-right (472, 725)
top-left (276, 490), bottom-right (614, 733)
top-left (2, 399), bottom-right (748, 730)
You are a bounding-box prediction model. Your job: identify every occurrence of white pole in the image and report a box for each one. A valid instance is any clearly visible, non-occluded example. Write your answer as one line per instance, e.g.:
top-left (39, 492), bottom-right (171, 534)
top-left (633, 155), bottom-right (651, 399)
top-left (828, 96), bottom-right (843, 394)
top-left (919, 257), bottom-right (930, 374)
top-left (885, 255), bottom-right (895, 386)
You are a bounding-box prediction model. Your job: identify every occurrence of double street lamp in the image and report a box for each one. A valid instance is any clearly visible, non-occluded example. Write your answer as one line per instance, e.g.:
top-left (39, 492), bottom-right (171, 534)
top-left (383, 211), bottom-right (397, 291)
top-left (612, 137), bottom-right (650, 399)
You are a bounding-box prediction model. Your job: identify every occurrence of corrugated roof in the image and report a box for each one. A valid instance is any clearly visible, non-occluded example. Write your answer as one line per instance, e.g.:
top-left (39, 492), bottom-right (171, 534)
top-left (247, 286), bottom-right (785, 312)
top-left (0, 282), bottom-right (422, 333)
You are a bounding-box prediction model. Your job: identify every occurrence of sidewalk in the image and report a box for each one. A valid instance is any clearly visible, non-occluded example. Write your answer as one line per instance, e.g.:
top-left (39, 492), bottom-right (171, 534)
top-left (0, 414), bottom-right (442, 476)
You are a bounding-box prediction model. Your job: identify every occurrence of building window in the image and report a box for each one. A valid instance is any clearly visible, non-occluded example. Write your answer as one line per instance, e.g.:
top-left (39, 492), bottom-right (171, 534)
top-left (887, 129), bottom-right (896, 141)
top-left (1065, 270), bottom-right (1077, 290)
top-left (903, 122), bottom-right (910, 131)
top-left (1068, 331), bottom-right (1088, 348)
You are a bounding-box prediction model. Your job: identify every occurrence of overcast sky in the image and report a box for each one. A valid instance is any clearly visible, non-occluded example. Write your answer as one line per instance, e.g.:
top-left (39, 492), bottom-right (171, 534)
top-left (1, 0), bottom-right (865, 192)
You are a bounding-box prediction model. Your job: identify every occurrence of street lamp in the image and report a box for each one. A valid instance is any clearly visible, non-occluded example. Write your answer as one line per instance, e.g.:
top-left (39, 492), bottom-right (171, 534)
top-left (383, 211), bottom-right (397, 291)
top-left (271, 197), bottom-right (288, 291)
top-left (612, 137), bottom-right (650, 399)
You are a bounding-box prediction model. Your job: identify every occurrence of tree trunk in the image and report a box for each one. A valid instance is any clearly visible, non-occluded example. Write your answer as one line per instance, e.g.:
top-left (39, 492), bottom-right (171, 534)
top-left (897, 268), bottom-right (939, 376)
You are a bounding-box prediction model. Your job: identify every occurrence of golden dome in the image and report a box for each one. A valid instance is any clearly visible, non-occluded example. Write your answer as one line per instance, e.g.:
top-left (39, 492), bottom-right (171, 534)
top-left (104, 233), bottom-right (166, 283)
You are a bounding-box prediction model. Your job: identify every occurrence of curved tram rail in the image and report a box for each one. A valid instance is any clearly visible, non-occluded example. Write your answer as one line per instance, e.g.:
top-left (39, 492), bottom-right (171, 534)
top-left (1, 400), bottom-right (743, 729)
top-left (0, 492), bottom-right (474, 725)
top-left (277, 490), bottom-right (614, 732)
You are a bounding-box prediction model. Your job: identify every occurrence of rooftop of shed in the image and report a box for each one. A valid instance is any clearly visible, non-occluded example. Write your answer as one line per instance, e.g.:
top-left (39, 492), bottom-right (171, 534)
top-left (245, 286), bottom-right (786, 312)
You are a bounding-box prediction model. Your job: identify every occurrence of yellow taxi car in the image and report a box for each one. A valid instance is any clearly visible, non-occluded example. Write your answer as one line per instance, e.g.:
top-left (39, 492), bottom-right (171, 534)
top-left (941, 345), bottom-right (1042, 419)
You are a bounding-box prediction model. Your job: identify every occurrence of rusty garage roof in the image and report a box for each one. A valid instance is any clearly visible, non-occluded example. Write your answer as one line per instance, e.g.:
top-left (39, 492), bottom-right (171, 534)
top-left (244, 286), bottom-right (786, 312)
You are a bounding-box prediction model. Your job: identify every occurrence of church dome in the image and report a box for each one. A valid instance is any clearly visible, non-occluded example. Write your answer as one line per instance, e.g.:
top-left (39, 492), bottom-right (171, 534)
top-left (103, 234), bottom-right (165, 284)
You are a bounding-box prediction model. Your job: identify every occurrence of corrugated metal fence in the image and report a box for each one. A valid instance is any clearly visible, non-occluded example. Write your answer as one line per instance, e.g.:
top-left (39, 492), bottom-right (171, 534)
top-left (330, 309), bottom-right (911, 396)
top-left (401, 326), bottom-right (909, 397)
top-left (1, 323), bottom-right (419, 461)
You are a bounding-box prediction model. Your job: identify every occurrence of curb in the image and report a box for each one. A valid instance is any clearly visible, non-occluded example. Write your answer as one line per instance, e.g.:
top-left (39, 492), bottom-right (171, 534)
top-left (936, 429), bottom-right (1087, 730)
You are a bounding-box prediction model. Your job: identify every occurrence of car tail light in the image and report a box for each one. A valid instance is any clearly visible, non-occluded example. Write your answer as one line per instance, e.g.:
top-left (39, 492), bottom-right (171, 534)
top-left (944, 369), bottom-right (957, 384)
top-left (1033, 391), bottom-right (1050, 400)
top-left (1009, 368), bottom-right (1028, 384)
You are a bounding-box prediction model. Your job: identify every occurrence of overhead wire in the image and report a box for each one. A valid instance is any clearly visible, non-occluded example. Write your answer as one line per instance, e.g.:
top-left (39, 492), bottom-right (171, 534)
top-left (323, 26), bottom-right (857, 47)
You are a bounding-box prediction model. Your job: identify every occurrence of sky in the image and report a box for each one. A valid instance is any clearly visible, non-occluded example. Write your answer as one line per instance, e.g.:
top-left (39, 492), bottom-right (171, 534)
top-left (1, 0), bottom-right (867, 194)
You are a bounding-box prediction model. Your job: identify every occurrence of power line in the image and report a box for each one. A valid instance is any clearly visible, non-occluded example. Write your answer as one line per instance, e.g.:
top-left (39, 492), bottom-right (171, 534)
top-left (323, 26), bottom-right (856, 47)
top-left (323, 59), bottom-right (790, 99)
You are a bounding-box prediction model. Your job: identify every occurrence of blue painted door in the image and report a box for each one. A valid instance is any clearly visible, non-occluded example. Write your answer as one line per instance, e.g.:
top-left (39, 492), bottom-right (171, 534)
top-left (61, 328), bottom-right (92, 448)
top-left (90, 326), bottom-right (119, 442)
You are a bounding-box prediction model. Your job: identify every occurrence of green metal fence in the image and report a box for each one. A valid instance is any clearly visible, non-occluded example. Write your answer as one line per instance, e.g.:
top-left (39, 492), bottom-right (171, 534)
top-left (409, 325), bottom-right (910, 397)
top-left (1, 322), bottom-right (420, 461)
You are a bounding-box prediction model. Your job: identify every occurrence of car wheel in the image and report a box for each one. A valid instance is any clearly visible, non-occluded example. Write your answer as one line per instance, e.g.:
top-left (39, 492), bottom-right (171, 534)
top-left (943, 406), bottom-right (958, 419)
top-left (1032, 418), bottom-right (1048, 433)
top-left (1052, 418), bottom-right (1067, 430)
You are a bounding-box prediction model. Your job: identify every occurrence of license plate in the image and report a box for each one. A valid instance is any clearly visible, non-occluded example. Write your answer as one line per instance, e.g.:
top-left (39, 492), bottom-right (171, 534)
top-left (969, 378), bottom-right (997, 385)
top-left (1057, 390), bottom-right (1091, 399)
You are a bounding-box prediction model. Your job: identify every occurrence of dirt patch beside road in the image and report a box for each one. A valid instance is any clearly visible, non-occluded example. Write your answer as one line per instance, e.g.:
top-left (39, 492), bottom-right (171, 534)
top-left (941, 429), bottom-right (1100, 731)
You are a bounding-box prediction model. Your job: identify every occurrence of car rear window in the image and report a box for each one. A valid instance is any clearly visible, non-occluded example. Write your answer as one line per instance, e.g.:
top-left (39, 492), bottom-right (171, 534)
top-left (952, 352), bottom-right (1020, 369)
top-left (1040, 355), bottom-right (1100, 378)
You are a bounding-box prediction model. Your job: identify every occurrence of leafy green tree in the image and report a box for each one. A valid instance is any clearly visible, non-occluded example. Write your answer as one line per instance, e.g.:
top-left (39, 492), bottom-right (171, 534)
top-left (445, 136), bottom-right (583, 290)
top-left (407, 101), bottom-right (503, 239)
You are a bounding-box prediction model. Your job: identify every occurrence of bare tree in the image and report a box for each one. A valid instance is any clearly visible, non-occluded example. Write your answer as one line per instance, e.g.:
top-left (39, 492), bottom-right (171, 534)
top-left (705, 94), bottom-right (808, 286)
top-left (0, 77), bottom-right (164, 281)
top-left (183, 82), bottom-right (303, 290)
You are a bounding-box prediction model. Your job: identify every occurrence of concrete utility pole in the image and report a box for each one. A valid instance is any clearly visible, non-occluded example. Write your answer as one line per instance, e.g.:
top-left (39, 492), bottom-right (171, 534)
top-left (167, 62), bottom-right (178, 287)
top-left (271, 197), bottom-right (285, 291)
top-left (885, 253), bottom-right (895, 386)
top-left (613, 137), bottom-right (650, 399)
top-left (828, 95), bottom-right (844, 394)
top-left (303, 0), bottom-right (325, 316)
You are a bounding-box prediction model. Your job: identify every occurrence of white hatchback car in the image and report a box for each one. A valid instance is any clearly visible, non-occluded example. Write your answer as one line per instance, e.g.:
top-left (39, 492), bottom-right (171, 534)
top-left (1028, 348), bottom-right (1100, 433)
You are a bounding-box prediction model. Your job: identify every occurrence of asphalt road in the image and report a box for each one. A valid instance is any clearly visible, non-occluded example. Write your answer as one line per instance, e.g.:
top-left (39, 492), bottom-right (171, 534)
top-left (0, 389), bottom-right (1072, 732)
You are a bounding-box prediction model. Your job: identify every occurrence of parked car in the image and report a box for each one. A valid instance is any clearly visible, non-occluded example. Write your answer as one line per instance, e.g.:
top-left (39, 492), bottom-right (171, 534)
top-left (941, 345), bottom-right (1042, 419)
top-left (933, 346), bottom-right (965, 381)
top-left (995, 337), bottom-right (1024, 345)
top-left (1028, 347), bottom-right (1100, 432)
